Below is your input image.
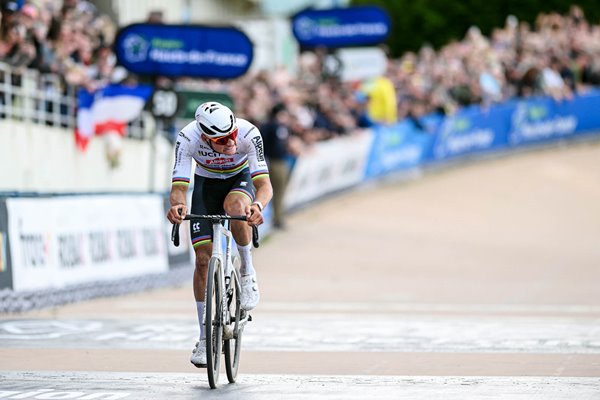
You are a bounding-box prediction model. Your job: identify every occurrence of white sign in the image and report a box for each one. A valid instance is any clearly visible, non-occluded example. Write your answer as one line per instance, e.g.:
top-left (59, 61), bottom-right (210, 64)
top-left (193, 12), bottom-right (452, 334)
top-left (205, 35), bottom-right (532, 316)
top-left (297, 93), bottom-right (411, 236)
top-left (7, 195), bottom-right (168, 291)
top-left (284, 131), bottom-right (373, 209)
top-left (333, 47), bottom-right (387, 82)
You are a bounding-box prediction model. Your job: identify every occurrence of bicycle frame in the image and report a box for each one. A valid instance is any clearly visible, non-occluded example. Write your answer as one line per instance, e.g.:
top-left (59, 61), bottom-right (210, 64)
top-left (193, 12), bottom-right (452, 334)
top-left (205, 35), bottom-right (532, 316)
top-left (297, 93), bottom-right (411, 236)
top-left (211, 220), bottom-right (237, 340)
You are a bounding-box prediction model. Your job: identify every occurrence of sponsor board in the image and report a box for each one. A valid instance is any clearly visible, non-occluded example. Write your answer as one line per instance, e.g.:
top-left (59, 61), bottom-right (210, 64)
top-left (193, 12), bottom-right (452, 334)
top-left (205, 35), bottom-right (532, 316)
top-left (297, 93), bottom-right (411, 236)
top-left (0, 199), bottom-right (12, 289)
top-left (509, 100), bottom-right (578, 145)
top-left (432, 107), bottom-right (509, 161)
top-left (6, 195), bottom-right (168, 292)
top-left (365, 121), bottom-right (434, 178)
top-left (362, 92), bottom-right (600, 182)
top-left (292, 6), bottom-right (391, 48)
top-left (284, 131), bottom-right (372, 209)
top-left (114, 24), bottom-right (253, 79)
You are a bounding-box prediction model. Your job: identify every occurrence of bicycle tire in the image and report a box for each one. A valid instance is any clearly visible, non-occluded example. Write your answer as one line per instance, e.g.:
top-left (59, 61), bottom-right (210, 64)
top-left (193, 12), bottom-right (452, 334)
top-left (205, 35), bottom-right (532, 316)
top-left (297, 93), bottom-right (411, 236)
top-left (205, 257), bottom-right (223, 389)
top-left (224, 268), bottom-right (243, 383)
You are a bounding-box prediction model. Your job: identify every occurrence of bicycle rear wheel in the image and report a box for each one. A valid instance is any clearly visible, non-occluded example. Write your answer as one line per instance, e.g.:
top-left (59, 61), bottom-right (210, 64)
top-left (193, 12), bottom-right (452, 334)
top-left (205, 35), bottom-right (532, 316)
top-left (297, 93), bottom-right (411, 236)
top-left (205, 257), bottom-right (223, 389)
top-left (224, 268), bottom-right (243, 383)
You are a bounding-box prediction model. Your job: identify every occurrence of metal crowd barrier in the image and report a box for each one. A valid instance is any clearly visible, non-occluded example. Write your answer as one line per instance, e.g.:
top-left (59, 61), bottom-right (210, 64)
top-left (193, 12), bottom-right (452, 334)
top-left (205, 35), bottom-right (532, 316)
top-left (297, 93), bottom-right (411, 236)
top-left (0, 62), bottom-right (153, 140)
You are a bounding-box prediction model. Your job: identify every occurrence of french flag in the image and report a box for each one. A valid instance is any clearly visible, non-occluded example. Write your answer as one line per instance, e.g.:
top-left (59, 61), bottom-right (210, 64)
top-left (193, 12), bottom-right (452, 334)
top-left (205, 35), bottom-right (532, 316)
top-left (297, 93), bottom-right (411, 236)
top-left (75, 84), bottom-right (154, 151)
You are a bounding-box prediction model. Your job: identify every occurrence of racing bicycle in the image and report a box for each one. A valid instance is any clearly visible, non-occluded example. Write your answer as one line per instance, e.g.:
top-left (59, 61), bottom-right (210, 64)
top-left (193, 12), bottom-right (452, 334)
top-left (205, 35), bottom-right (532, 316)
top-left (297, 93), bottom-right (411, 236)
top-left (171, 213), bottom-right (259, 389)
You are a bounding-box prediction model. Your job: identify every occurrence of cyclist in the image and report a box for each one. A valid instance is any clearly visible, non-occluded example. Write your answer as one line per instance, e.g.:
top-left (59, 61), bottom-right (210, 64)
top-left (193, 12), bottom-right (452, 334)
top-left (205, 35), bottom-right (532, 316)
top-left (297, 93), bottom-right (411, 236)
top-left (166, 102), bottom-right (273, 367)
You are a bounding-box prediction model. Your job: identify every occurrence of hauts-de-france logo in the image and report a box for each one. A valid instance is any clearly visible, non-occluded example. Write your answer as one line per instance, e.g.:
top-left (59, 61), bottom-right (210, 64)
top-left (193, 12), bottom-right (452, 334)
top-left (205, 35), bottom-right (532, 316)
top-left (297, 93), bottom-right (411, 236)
top-left (123, 34), bottom-right (149, 63)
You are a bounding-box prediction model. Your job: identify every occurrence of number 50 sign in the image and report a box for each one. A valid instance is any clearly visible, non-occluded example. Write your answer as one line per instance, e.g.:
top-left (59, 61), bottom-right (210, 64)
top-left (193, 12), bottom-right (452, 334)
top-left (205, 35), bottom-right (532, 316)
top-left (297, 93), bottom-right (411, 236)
top-left (150, 89), bottom-right (180, 120)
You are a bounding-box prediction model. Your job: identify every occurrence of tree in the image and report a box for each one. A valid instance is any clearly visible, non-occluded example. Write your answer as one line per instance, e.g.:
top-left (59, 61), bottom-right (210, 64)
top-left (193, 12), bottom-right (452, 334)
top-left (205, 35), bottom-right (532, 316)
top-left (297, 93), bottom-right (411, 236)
top-left (350, 0), bottom-right (600, 57)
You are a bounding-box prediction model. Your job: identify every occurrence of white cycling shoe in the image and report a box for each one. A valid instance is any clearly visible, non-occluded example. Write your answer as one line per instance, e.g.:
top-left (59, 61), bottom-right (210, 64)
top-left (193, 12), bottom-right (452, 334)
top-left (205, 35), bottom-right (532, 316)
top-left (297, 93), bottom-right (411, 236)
top-left (190, 340), bottom-right (207, 367)
top-left (240, 272), bottom-right (260, 311)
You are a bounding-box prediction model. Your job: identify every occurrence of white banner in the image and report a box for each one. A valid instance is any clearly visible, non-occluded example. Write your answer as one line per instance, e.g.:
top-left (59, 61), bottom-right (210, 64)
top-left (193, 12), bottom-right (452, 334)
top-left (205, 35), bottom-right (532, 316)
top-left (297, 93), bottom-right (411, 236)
top-left (334, 47), bottom-right (388, 82)
top-left (284, 131), bottom-right (373, 209)
top-left (7, 195), bottom-right (168, 291)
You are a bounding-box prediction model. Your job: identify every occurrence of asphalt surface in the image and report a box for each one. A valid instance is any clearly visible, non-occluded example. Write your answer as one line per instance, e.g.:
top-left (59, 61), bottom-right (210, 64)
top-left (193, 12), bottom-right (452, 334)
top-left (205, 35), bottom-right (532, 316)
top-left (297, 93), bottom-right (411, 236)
top-left (1, 142), bottom-right (600, 399)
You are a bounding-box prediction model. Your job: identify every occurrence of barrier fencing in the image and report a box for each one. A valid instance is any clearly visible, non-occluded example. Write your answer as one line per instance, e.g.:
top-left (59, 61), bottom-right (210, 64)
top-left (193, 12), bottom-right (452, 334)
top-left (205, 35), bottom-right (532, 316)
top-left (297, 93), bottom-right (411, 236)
top-left (0, 62), bottom-right (152, 140)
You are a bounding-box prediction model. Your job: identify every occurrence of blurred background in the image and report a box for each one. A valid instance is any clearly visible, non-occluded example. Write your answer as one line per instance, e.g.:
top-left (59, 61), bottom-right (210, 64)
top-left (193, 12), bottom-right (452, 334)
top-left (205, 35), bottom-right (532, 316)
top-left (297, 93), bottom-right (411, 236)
top-left (1, 0), bottom-right (600, 311)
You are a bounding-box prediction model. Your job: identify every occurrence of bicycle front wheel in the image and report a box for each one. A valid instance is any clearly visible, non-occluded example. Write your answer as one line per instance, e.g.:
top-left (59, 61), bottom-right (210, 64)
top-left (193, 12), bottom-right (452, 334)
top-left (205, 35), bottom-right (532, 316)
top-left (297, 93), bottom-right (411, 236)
top-left (205, 257), bottom-right (223, 389)
top-left (224, 268), bottom-right (243, 383)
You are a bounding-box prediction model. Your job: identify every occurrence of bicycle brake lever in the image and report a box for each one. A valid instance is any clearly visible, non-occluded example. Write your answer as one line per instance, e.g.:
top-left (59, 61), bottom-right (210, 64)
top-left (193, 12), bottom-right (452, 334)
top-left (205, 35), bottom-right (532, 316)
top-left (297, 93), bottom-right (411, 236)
top-left (171, 207), bottom-right (184, 247)
top-left (252, 225), bottom-right (259, 248)
top-left (171, 223), bottom-right (180, 247)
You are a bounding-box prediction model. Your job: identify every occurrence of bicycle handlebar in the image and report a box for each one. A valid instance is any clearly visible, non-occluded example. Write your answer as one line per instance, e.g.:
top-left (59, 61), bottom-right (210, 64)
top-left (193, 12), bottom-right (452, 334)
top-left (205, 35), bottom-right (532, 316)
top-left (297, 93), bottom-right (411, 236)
top-left (171, 214), bottom-right (260, 249)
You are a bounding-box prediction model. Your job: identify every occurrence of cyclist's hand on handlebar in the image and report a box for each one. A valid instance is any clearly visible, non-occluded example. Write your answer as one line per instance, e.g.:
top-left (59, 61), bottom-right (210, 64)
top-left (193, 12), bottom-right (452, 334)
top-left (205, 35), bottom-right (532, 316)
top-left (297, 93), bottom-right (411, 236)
top-left (167, 204), bottom-right (187, 224)
top-left (245, 203), bottom-right (264, 226)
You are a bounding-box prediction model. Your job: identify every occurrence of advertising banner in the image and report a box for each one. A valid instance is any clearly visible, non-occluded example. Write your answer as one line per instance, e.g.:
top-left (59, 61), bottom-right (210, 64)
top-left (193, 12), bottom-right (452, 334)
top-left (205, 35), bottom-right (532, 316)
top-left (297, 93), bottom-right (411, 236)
top-left (284, 131), bottom-right (373, 209)
top-left (292, 6), bottom-right (391, 48)
top-left (7, 195), bottom-right (168, 292)
top-left (363, 91), bottom-right (600, 179)
top-left (431, 105), bottom-right (512, 162)
top-left (114, 24), bottom-right (254, 79)
top-left (508, 91), bottom-right (600, 146)
top-left (365, 121), bottom-right (435, 178)
top-left (0, 198), bottom-right (12, 289)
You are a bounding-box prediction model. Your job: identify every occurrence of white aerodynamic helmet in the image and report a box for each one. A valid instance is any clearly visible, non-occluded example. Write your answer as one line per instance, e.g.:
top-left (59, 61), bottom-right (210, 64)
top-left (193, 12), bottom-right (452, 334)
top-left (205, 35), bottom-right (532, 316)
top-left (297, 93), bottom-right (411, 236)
top-left (195, 102), bottom-right (237, 138)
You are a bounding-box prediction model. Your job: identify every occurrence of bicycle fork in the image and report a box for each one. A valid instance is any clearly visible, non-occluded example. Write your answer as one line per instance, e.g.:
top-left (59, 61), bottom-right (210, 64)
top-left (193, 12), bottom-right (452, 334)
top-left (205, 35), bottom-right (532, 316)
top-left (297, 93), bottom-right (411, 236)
top-left (221, 269), bottom-right (252, 340)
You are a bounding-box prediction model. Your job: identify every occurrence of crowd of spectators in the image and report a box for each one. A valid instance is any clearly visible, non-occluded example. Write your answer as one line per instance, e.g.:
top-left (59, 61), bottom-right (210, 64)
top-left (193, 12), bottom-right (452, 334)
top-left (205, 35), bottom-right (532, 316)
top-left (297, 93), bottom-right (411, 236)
top-left (2, 1), bottom-right (600, 145)
top-left (0, 0), bottom-right (118, 90)
top-left (185, 5), bottom-right (600, 145)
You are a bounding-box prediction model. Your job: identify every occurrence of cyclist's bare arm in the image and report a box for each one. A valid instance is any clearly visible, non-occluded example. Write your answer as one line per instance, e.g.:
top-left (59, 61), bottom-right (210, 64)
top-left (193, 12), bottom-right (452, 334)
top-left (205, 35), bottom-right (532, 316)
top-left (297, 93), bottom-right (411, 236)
top-left (168, 185), bottom-right (188, 224)
top-left (246, 176), bottom-right (273, 226)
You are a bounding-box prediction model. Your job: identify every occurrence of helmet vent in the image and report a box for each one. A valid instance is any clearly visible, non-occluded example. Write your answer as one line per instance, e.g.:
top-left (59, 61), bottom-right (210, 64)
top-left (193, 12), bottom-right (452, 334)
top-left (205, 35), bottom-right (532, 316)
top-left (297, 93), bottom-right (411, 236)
top-left (204, 103), bottom-right (220, 113)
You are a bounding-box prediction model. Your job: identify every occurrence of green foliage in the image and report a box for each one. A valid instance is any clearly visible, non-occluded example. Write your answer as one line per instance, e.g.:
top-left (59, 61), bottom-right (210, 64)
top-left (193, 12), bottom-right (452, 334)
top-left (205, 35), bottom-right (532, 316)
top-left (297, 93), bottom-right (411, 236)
top-left (350, 0), bottom-right (600, 57)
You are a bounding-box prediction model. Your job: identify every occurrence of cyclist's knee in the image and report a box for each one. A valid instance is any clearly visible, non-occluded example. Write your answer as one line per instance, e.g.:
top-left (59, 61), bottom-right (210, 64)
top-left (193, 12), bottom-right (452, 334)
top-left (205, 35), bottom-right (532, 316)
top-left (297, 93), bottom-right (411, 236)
top-left (224, 196), bottom-right (247, 215)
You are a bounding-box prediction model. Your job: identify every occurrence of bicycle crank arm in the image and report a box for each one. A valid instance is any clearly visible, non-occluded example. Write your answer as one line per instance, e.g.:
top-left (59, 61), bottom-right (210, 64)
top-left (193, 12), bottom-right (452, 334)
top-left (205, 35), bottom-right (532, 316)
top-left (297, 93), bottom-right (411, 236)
top-left (233, 314), bottom-right (252, 338)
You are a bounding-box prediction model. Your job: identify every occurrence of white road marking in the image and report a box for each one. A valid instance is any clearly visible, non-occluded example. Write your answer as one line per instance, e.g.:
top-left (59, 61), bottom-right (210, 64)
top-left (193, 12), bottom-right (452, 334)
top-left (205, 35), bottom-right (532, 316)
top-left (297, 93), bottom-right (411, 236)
top-left (1, 314), bottom-right (599, 353)
top-left (246, 314), bottom-right (600, 353)
top-left (0, 372), bottom-right (598, 400)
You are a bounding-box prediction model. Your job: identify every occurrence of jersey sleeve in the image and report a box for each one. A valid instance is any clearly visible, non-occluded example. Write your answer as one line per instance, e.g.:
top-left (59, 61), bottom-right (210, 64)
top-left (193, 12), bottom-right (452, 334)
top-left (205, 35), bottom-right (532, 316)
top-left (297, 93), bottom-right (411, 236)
top-left (246, 126), bottom-right (270, 182)
top-left (171, 131), bottom-right (193, 188)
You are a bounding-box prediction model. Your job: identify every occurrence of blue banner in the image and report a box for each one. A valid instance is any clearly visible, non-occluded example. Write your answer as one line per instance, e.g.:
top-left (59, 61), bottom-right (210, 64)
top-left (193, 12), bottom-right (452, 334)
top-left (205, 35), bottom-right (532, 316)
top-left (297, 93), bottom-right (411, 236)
top-left (431, 104), bottom-right (512, 161)
top-left (364, 91), bottom-right (600, 180)
top-left (508, 92), bottom-right (600, 146)
top-left (114, 24), bottom-right (254, 79)
top-left (292, 6), bottom-right (391, 48)
top-left (365, 121), bottom-right (434, 178)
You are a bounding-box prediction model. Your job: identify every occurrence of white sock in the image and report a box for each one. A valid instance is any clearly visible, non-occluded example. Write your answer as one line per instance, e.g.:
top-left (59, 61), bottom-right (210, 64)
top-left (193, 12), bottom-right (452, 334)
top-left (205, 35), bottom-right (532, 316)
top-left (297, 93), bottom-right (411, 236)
top-left (237, 242), bottom-right (255, 276)
top-left (196, 301), bottom-right (205, 340)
